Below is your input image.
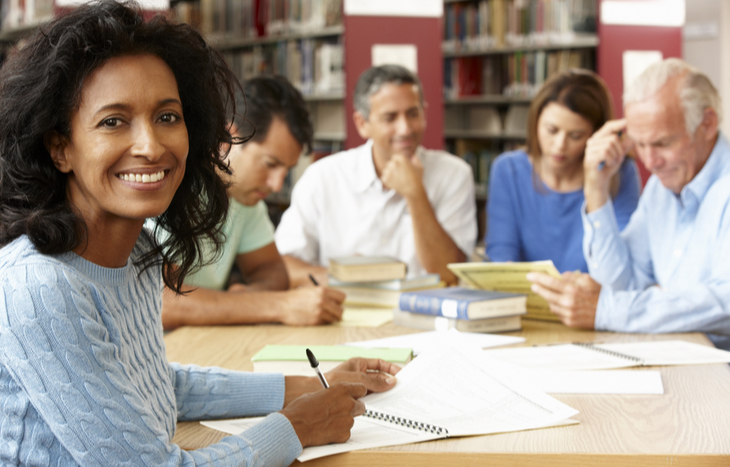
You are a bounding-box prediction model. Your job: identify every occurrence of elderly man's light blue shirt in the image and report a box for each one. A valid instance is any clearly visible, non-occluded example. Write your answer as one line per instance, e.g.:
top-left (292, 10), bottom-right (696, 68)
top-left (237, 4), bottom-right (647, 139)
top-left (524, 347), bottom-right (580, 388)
top-left (582, 132), bottom-right (730, 350)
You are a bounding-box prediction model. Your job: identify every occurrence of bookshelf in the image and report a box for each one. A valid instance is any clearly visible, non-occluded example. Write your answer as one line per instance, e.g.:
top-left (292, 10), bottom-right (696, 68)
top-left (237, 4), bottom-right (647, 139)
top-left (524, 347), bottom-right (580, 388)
top-left (193, 0), bottom-right (346, 219)
top-left (442, 0), bottom-right (598, 242)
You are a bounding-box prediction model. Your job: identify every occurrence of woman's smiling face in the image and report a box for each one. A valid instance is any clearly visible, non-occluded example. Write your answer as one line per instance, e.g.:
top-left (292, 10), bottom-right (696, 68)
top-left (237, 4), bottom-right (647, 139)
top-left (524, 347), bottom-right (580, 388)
top-left (48, 53), bottom-right (189, 227)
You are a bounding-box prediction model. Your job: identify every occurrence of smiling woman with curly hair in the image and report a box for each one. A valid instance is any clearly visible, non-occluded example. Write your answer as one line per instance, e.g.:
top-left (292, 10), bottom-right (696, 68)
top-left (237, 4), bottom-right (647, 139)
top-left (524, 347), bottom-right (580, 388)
top-left (0, 1), bottom-right (399, 464)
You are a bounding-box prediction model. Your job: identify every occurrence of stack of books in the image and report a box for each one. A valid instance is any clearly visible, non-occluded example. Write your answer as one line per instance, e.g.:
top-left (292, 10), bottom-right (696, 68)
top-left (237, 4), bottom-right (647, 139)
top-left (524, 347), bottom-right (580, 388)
top-left (330, 274), bottom-right (443, 308)
top-left (328, 256), bottom-right (407, 283)
top-left (394, 287), bottom-right (526, 333)
top-left (327, 256), bottom-right (444, 308)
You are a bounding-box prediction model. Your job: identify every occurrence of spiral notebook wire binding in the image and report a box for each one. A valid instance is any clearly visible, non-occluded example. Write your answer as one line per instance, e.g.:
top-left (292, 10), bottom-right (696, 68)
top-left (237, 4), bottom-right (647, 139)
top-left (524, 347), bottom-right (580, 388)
top-left (363, 409), bottom-right (449, 436)
top-left (574, 342), bottom-right (645, 366)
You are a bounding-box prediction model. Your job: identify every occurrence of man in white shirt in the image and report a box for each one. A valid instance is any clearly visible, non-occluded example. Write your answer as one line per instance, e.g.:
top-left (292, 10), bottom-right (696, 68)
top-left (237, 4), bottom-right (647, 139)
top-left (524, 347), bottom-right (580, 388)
top-left (275, 65), bottom-right (477, 286)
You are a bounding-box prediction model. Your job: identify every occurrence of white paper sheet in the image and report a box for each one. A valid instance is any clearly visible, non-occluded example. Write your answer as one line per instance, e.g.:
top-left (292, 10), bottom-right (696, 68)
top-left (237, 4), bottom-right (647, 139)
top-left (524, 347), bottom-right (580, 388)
top-left (513, 369), bottom-right (664, 395)
top-left (597, 340), bottom-right (730, 366)
top-left (486, 340), bottom-right (730, 371)
top-left (346, 328), bottom-right (524, 355)
top-left (363, 345), bottom-right (579, 438)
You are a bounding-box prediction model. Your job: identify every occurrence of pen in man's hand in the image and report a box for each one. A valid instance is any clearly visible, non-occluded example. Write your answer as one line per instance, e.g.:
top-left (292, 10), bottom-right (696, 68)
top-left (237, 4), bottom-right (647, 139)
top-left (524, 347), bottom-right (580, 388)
top-left (597, 130), bottom-right (623, 171)
top-left (306, 348), bottom-right (329, 388)
top-left (308, 273), bottom-right (319, 286)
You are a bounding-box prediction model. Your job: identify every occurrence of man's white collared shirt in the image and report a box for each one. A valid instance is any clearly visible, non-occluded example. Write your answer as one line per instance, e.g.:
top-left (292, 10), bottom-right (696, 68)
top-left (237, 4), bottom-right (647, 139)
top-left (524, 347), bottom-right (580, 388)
top-left (275, 139), bottom-right (477, 278)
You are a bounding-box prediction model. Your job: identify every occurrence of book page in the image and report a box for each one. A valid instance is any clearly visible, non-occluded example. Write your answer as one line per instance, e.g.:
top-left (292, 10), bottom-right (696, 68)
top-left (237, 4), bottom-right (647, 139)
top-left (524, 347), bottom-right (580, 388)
top-left (346, 328), bottom-right (525, 355)
top-left (448, 261), bottom-right (560, 290)
top-left (362, 345), bottom-right (578, 437)
top-left (596, 340), bottom-right (730, 366)
top-left (447, 261), bottom-right (561, 320)
top-left (485, 344), bottom-right (636, 371)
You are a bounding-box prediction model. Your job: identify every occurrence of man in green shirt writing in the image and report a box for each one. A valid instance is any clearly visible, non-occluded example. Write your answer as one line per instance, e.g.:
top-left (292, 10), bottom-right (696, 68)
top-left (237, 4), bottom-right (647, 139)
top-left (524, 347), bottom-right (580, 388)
top-left (155, 76), bottom-right (345, 329)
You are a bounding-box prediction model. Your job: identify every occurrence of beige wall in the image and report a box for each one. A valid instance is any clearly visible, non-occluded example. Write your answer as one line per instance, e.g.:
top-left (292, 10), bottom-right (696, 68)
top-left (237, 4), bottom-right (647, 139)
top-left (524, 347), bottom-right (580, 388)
top-left (683, 0), bottom-right (728, 135)
top-left (721, 1), bottom-right (730, 137)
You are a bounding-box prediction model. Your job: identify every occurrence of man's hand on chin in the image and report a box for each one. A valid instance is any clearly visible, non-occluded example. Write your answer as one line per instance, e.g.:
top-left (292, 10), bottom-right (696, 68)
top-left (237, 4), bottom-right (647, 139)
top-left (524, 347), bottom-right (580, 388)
top-left (381, 153), bottom-right (424, 199)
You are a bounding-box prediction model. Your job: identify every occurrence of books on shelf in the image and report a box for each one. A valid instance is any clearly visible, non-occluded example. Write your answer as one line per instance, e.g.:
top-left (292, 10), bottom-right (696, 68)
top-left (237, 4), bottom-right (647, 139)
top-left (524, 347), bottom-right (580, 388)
top-left (1, 0), bottom-right (54, 31)
top-left (448, 260), bottom-right (562, 321)
top-left (251, 344), bottom-right (413, 376)
top-left (328, 256), bottom-right (407, 283)
top-left (504, 105), bottom-right (529, 134)
top-left (444, 49), bottom-right (593, 101)
top-left (205, 344), bottom-right (578, 462)
top-left (393, 308), bottom-right (522, 333)
top-left (313, 42), bottom-right (344, 95)
top-left (223, 39), bottom-right (343, 97)
top-left (443, 0), bottom-right (597, 53)
top-left (399, 287), bottom-right (527, 320)
top-left (201, 0), bottom-right (342, 37)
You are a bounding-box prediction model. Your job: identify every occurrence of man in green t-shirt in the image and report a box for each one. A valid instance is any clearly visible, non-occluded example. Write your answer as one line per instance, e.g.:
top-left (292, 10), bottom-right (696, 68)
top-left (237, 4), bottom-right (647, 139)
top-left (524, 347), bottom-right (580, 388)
top-left (158, 76), bottom-right (345, 329)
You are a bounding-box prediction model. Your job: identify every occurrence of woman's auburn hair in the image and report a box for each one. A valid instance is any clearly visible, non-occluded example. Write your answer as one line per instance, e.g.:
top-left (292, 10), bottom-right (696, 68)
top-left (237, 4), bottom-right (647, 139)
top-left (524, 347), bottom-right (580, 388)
top-left (0, 0), bottom-right (241, 294)
top-left (524, 69), bottom-right (623, 196)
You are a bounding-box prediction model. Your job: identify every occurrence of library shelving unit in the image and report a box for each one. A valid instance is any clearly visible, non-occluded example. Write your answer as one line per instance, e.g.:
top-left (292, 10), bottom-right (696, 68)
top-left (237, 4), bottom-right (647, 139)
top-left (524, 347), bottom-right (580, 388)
top-left (197, 0), bottom-right (346, 223)
top-left (442, 0), bottom-right (598, 241)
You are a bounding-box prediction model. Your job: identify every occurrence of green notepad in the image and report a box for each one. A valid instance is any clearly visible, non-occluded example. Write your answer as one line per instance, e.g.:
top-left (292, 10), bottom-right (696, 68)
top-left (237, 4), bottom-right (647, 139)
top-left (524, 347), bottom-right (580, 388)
top-left (251, 345), bottom-right (413, 376)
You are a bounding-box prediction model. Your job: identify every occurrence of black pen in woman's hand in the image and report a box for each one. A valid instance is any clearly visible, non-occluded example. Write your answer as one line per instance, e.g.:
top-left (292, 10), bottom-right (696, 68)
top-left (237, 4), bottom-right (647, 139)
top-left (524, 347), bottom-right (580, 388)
top-left (306, 348), bottom-right (329, 389)
top-left (308, 273), bottom-right (319, 286)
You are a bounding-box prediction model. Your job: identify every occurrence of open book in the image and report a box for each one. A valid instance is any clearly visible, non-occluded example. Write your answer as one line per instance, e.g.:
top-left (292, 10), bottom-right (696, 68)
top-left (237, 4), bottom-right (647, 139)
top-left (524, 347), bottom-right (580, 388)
top-left (448, 261), bottom-right (561, 321)
top-left (202, 345), bottom-right (578, 462)
top-left (485, 340), bottom-right (730, 371)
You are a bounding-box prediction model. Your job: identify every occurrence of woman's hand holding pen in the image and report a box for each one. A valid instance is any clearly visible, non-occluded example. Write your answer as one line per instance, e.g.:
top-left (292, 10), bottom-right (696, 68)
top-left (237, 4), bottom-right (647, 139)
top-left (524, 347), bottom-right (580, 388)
top-left (280, 358), bottom-right (400, 447)
top-left (280, 382), bottom-right (367, 446)
top-left (584, 119), bottom-right (633, 212)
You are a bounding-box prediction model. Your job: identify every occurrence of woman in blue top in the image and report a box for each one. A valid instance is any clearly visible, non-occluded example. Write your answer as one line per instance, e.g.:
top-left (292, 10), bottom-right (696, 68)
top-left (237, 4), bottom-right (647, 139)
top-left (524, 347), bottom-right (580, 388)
top-left (0, 2), bottom-right (398, 465)
top-left (486, 70), bottom-right (641, 273)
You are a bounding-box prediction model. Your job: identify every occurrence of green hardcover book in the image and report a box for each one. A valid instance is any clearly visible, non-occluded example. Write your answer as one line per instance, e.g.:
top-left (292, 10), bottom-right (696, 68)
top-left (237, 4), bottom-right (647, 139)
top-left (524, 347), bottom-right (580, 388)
top-left (251, 345), bottom-right (413, 376)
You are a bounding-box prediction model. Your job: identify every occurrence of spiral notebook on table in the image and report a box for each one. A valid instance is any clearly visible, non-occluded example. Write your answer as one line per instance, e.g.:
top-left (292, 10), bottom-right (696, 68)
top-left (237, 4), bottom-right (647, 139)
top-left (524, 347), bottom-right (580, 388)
top-left (202, 345), bottom-right (578, 462)
top-left (485, 340), bottom-right (730, 372)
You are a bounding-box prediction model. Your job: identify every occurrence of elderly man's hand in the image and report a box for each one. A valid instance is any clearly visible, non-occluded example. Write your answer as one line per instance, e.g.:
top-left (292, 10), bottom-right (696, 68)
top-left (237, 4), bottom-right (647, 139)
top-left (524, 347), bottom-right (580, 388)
top-left (526, 271), bottom-right (601, 329)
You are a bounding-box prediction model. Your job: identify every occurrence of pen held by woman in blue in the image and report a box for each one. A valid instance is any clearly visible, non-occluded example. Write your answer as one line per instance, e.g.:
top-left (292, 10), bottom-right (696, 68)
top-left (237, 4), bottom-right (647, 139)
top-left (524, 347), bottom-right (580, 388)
top-left (308, 273), bottom-right (319, 286)
top-left (307, 348), bottom-right (330, 388)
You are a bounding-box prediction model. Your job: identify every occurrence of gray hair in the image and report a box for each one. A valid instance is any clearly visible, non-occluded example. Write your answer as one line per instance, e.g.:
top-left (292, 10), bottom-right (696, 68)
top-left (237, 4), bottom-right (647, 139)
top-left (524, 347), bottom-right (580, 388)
top-left (353, 65), bottom-right (424, 119)
top-left (624, 58), bottom-right (721, 135)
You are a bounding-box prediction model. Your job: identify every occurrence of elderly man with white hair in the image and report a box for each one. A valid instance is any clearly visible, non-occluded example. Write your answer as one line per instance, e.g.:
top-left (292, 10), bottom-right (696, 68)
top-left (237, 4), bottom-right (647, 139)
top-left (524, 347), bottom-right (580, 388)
top-left (527, 58), bottom-right (730, 350)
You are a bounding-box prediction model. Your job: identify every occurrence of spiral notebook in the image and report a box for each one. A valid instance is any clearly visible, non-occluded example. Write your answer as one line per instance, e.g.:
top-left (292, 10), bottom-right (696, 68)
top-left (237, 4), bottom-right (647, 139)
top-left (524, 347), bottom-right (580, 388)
top-left (485, 340), bottom-right (730, 372)
top-left (202, 345), bottom-right (578, 462)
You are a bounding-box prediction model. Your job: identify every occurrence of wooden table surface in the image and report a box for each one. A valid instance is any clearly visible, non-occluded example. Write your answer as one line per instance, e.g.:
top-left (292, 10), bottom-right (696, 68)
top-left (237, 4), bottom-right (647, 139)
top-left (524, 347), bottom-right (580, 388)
top-left (165, 320), bottom-right (730, 466)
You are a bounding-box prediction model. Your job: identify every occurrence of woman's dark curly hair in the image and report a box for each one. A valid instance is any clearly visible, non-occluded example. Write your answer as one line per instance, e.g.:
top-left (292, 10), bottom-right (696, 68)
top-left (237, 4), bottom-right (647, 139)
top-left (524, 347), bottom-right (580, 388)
top-left (0, 0), bottom-right (240, 293)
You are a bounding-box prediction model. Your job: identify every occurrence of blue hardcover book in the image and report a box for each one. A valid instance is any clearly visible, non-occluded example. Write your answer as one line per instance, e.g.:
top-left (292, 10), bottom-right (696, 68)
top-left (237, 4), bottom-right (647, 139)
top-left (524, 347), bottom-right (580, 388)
top-left (399, 287), bottom-right (527, 320)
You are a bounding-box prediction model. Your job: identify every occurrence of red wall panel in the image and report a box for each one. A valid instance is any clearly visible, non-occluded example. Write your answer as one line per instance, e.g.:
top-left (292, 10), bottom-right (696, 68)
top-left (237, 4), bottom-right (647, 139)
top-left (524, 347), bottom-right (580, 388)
top-left (343, 15), bottom-right (444, 150)
top-left (596, 0), bottom-right (683, 185)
